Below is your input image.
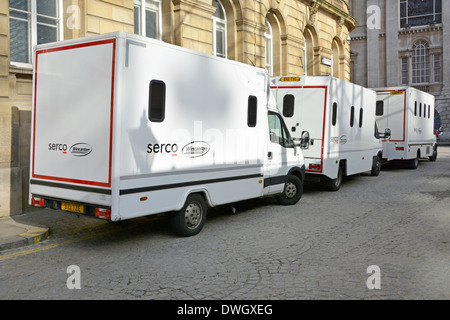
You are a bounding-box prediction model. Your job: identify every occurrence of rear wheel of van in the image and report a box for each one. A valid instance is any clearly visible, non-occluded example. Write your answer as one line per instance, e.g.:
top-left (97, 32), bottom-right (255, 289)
top-left (171, 194), bottom-right (207, 237)
top-left (371, 155), bottom-right (382, 176)
top-left (405, 152), bottom-right (419, 169)
top-left (429, 145), bottom-right (437, 162)
top-left (275, 175), bottom-right (303, 206)
top-left (325, 166), bottom-right (343, 191)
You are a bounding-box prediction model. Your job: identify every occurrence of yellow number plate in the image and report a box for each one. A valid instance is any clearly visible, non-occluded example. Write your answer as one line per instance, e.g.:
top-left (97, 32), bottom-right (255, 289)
top-left (61, 202), bottom-right (84, 214)
top-left (281, 76), bottom-right (300, 82)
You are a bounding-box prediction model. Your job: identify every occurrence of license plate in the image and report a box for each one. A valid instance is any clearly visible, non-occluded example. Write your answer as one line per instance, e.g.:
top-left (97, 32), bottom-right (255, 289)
top-left (61, 202), bottom-right (84, 214)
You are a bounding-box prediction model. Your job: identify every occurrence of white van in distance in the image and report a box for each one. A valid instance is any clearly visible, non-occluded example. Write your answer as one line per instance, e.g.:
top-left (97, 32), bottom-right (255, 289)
top-left (271, 76), bottom-right (388, 191)
top-left (374, 87), bottom-right (437, 168)
top-left (30, 32), bottom-right (309, 236)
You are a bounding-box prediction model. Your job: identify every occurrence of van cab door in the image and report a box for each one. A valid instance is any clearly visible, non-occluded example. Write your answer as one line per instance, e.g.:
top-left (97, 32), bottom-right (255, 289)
top-left (264, 111), bottom-right (298, 193)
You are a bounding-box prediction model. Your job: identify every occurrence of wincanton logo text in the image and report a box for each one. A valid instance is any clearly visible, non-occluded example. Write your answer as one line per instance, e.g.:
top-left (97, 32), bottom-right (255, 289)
top-left (182, 141), bottom-right (210, 158)
top-left (70, 143), bottom-right (93, 157)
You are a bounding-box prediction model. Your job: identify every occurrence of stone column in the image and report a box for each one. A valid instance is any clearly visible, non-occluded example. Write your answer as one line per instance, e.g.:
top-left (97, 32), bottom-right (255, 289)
top-left (236, 18), bottom-right (265, 69)
top-left (438, 0), bottom-right (450, 137)
top-left (172, 0), bottom-right (216, 55)
top-left (366, 0), bottom-right (380, 88)
top-left (385, 0), bottom-right (399, 86)
top-left (442, 0), bottom-right (450, 95)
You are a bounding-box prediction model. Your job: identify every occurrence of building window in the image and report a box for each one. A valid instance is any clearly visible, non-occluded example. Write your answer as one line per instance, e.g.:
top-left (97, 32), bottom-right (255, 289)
top-left (433, 54), bottom-right (441, 83)
top-left (401, 57), bottom-right (409, 84)
top-left (265, 19), bottom-right (273, 76)
top-left (212, 0), bottom-right (226, 58)
top-left (412, 40), bottom-right (430, 84)
top-left (9, 0), bottom-right (63, 65)
top-left (134, 0), bottom-right (161, 40)
top-left (400, 0), bottom-right (442, 28)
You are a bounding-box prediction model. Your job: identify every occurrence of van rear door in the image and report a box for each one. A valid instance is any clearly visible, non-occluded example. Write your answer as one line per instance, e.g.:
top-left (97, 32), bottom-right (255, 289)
top-left (276, 86), bottom-right (326, 172)
top-left (31, 39), bottom-right (116, 196)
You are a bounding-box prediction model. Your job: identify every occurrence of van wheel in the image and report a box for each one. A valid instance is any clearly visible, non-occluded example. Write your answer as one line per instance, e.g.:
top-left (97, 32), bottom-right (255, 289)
top-left (371, 155), bottom-right (382, 176)
top-left (326, 165), bottom-right (343, 191)
top-left (171, 194), bottom-right (207, 237)
top-left (429, 146), bottom-right (437, 162)
top-left (275, 175), bottom-right (303, 206)
top-left (405, 152), bottom-right (419, 169)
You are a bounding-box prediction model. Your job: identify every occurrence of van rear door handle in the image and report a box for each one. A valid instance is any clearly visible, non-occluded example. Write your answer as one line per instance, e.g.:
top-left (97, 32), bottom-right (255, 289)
top-left (268, 152), bottom-right (273, 159)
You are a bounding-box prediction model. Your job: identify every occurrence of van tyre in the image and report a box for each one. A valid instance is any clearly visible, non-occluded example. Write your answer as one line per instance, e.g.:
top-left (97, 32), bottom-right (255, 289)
top-left (325, 165), bottom-right (343, 191)
top-left (275, 175), bottom-right (303, 206)
top-left (405, 151), bottom-right (420, 169)
top-left (171, 194), bottom-right (207, 237)
top-left (371, 155), bottom-right (382, 176)
top-left (429, 145), bottom-right (437, 162)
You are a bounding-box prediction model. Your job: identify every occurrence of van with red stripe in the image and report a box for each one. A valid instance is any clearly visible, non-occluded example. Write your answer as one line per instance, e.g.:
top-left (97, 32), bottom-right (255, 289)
top-left (271, 76), bottom-right (388, 191)
top-left (374, 87), bottom-right (438, 168)
top-left (30, 31), bottom-right (309, 236)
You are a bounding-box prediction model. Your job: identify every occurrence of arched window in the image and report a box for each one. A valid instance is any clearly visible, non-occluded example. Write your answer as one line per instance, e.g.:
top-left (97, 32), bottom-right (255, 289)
top-left (303, 27), bottom-right (316, 76)
top-left (265, 19), bottom-right (273, 76)
top-left (212, 0), bottom-right (227, 58)
top-left (412, 40), bottom-right (430, 84)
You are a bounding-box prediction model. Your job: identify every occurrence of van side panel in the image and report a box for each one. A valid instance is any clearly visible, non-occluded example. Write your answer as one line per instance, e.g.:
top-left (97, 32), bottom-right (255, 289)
top-left (116, 37), bottom-right (267, 219)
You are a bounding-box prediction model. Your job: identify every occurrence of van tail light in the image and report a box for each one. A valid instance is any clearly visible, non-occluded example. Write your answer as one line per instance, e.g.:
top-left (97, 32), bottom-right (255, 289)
top-left (309, 164), bottom-right (321, 171)
top-left (95, 208), bottom-right (111, 220)
top-left (396, 147), bottom-right (404, 151)
top-left (32, 197), bottom-right (45, 208)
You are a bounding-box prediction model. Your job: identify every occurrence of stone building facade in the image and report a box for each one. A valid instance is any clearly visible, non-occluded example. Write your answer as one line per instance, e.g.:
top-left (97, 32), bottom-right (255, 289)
top-left (349, 0), bottom-right (450, 142)
top-left (0, 0), bottom-right (354, 217)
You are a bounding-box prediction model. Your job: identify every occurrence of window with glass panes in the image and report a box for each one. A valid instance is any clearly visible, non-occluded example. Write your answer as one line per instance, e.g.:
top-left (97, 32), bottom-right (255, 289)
top-left (265, 19), bottom-right (273, 76)
top-left (134, 0), bottom-right (161, 40)
top-left (9, 0), bottom-right (62, 64)
top-left (412, 40), bottom-right (430, 84)
top-left (212, 0), bottom-right (226, 58)
top-left (400, 0), bottom-right (442, 28)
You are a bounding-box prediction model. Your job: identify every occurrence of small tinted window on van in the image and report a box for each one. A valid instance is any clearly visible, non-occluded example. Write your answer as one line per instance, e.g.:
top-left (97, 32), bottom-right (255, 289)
top-left (248, 95), bottom-right (257, 127)
top-left (149, 80), bottom-right (166, 122)
top-left (283, 94), bottom-right (295, 118)
top-left (376, 101), bottom-right (384, 116)
top-left (332, 102), bottom-right (337, 126)
top-left (350, 106), bottom-right (355, 127)
top-left (359, 108), bottom-right (363, 128)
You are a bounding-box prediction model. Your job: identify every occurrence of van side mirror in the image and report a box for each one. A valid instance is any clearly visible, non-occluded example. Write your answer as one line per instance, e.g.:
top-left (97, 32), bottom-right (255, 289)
top-left (437, 126), bottom-right (444, 136)
top-left (301, 131), bottom-right (310, 149)
top-left (383, 128), bottom-right (391, 140)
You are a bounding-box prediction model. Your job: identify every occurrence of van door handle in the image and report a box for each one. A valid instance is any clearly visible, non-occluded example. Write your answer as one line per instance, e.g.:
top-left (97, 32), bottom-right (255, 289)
top-left (268, 152), bottom-right (273, 159)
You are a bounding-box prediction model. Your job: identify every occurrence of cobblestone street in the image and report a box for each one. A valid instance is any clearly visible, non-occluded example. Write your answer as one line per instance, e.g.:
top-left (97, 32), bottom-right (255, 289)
top-left (1, 147), bottom-right (449, 300)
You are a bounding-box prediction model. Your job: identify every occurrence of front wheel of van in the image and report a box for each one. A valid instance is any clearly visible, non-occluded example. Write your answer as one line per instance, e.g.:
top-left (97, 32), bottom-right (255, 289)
top-left (171, 194), bottom-right (207, 237)
top-left (275, 175), bottom-right (303, 206)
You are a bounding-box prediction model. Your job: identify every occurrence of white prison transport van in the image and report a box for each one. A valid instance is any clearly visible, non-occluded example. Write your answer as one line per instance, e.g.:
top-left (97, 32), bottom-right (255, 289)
top-left (271, 76), bottom-right (386, 191)
top-left (374, 87), bottom-right (437, 169)
top-left (30, 31), bottom-right (309, 236)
